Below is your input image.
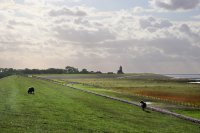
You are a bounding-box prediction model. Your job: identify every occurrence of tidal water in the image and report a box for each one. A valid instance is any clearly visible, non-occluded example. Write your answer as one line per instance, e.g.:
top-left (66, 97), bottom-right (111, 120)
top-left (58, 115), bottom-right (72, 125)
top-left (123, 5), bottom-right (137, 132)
top-left (164, 74), bottom-right (200, 84)
top-left (164, 74), bottom-right (200, 79)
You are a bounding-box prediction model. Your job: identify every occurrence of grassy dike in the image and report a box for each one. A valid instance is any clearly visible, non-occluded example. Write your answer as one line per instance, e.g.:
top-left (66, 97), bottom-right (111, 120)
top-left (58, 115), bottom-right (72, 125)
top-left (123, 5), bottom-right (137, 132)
top-left (0, 76), bottom-right (199, 133)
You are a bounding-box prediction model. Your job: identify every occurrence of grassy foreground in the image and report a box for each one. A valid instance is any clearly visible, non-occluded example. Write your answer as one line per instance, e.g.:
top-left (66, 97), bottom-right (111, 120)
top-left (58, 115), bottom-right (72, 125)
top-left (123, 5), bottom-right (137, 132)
top-left (0, 76), bottom-right (199, 133)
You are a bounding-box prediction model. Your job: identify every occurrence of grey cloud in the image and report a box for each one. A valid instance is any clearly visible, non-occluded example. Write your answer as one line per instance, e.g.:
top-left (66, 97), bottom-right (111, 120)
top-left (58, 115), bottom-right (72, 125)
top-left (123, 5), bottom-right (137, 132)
top-left (0, 41), bottom-right (39, 53)
top-left (1, 2), bottom-right (200, 73)
top-left (139, 18), bottom-right (152, 29)
top-left (149, 37), bottom-right (200, 58)
top-left (8, 20), bottom-right (33, 26)
top-left (179, 24), bottom-right (200, 45)
top-left (139, 17), bottom-right (172, 30)
top-left (157, 20), bottom-right (172, 28)
top-left (74, 18), bottom-right (90, 25)
top-left (0, 0), bottom-right (13, 4)
top-left (152, 0), bottom-right (200, 10)
top-left (67, 37), bottom-right (200, 73)
top-left (49, 7), bottom-right (87, 17)
top-left (54, 26), bottom-right (115, 43)
top-left (73, 18), bottom-right (103, 28)
top-left (98, 37), bottom-right (200, 62)
top-left (179, 24), bottom-right (190, 33)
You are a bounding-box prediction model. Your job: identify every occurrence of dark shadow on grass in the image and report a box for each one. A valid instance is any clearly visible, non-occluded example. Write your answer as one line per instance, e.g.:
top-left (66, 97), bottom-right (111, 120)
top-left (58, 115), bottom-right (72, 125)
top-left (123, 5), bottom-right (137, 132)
top-left (144, 110), bottom-right (151, 113)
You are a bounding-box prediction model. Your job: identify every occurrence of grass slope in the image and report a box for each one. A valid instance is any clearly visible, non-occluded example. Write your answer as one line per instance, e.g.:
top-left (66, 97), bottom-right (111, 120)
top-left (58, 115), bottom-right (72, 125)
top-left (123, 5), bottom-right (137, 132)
top-left (0, 76), bottom-right (199, 133)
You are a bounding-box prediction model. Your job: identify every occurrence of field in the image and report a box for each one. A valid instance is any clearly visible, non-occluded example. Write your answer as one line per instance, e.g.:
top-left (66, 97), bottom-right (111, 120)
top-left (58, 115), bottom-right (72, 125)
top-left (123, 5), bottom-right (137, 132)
top-left (39, 74), bottom-right (200, 119)
top-left (64, 78), bottom-right (200, 106)
top-left (0, 75), bottom-right (200, 132)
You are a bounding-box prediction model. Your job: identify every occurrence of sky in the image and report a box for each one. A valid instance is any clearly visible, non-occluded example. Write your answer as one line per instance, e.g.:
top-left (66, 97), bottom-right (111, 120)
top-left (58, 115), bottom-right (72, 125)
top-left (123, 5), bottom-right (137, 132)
top-left (0, 0), bottom-right (200, 74)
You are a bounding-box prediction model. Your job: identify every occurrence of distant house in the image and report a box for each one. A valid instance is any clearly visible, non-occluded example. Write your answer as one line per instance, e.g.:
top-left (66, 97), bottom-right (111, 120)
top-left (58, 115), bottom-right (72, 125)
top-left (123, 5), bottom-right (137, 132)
top-left (90, 71), bottom-right (95, 74)
top-left (96, 71), bottom-right (102, 74)
top-left (117, 66), bottom-right (124, 74)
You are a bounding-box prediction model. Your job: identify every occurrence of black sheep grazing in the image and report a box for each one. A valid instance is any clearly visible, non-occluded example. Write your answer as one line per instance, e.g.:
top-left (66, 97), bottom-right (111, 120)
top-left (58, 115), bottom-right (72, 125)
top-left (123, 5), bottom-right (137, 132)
top-left (140, 101), bottom-right (147, 111)
top-left (28, 87), bottom-right (34, 94)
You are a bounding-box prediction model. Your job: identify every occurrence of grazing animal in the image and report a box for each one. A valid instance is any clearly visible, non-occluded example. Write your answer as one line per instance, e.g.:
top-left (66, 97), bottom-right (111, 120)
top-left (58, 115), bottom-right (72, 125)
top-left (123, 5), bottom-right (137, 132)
top-left (28, 87), bottom-right (34, 94)
top-left (140, 101), bottom-right (147, 111)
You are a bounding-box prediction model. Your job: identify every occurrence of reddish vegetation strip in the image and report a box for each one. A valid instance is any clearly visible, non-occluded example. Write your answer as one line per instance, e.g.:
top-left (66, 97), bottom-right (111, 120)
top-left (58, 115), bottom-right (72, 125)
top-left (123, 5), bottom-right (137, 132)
top-left (135, 90), bottom-right (200, 106)
top-left (110, 87), bottom-right (200, 106)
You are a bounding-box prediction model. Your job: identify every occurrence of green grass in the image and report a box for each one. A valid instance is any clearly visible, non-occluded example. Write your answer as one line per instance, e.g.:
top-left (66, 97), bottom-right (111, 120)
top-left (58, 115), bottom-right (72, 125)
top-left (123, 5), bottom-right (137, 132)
top-left (172, 109), bottom-right (200, 119)
top-left (0, 76), bottom-right (200, 133)
top-left (67, 83), bottom-right (186, 112)
top-left (61, 76), bottom-right (200, 119)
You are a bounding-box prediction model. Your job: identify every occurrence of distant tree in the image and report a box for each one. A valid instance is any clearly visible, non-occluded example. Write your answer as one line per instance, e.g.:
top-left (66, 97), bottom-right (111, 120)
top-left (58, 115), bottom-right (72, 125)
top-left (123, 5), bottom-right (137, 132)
top-left (0, 68), bottom-right (17, 79)
top-left (80, 68), bottom-right (89, 74)
top-left (0, 66), bottom-right (107, 78)
top-left (65, 66), bottom-right (79, 74)
top-left (46, 68), bottom-right (64, 74)
top-left (107, 72), bottom-right (114, 74)
top-left (23, 68), bottom-right (32, 74)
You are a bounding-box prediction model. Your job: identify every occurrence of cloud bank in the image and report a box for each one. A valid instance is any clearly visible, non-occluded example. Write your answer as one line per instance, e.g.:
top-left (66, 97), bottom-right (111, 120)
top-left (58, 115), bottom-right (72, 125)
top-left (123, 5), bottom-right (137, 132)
top-left (0, 0), bottom-right (200, 73)
top-left (151, 0), bottom-right (200, 10)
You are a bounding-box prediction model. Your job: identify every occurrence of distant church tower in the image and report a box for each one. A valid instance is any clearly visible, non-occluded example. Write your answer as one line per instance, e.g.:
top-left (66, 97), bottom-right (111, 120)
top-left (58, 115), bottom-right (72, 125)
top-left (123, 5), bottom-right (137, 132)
top-left (117, 66), bottom-right (124, 74)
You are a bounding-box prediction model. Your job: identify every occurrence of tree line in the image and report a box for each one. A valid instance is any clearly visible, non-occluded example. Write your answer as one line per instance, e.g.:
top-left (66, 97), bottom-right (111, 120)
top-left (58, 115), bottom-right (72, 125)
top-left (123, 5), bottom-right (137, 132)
top-left (0, 66), bottom-right (102, 79)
